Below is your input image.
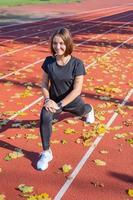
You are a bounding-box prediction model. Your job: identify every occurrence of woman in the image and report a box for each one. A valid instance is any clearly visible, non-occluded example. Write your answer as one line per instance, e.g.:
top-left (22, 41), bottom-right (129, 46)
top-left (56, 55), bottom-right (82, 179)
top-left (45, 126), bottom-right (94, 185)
top-left (37, 28), bottom-right (95, 171)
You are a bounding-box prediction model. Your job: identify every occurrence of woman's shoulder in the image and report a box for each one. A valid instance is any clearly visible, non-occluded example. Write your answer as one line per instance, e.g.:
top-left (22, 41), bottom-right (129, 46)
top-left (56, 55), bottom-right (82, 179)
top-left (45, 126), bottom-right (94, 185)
top-left (42, 56), bottom-right (56, 71)
top-left (45, 56), bottom-right (56, 64)
top-left (71, 56), bottom-right (84, 65)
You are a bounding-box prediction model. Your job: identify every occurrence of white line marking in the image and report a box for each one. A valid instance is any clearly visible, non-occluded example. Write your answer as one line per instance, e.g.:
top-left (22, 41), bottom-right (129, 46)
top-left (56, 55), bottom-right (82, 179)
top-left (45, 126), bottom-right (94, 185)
top-left (0, 5), bottom-right (125, 30)
top-left (0, 20), bottom-right (132, 80)
top-left (0, 5), bottom-right (127, 36)
top-left (8, 96), bottom-right (43, 121)
top-left (53, 88), bottom-right (133, 200)
top-left (0, 11), bottom-right (132, 57)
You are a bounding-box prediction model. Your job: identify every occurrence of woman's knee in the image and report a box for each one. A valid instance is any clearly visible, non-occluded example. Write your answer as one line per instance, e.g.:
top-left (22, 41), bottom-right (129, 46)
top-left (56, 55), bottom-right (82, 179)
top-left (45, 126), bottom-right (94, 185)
top-left (84, 104), bottom-right (92, 114)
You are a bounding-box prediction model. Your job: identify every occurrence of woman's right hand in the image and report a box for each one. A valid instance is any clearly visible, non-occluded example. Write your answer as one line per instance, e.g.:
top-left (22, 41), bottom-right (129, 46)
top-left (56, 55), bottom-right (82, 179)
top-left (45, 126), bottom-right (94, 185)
top-left (44, 99), bottom-right (59, 113)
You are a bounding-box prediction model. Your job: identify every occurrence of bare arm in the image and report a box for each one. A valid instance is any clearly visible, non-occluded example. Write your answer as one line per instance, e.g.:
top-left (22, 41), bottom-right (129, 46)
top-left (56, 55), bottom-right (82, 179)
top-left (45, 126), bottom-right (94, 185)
top-left (42, 71), bottom-right (59, 112)
top-left (41, 71), bottom-right (50, 99)
top-left (61, 75), bottom-right (84, 107)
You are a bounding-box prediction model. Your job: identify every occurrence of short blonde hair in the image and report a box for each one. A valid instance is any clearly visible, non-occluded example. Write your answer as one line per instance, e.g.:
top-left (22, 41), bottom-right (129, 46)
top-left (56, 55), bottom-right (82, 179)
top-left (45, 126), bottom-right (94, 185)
top-left (50, 28), bottom-right (73, 56)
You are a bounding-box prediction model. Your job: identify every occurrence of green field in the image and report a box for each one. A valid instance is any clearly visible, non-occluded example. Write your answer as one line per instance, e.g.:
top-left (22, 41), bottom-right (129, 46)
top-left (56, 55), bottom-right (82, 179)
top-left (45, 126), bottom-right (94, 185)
top-left (0, 0), bottom-right (80, 7)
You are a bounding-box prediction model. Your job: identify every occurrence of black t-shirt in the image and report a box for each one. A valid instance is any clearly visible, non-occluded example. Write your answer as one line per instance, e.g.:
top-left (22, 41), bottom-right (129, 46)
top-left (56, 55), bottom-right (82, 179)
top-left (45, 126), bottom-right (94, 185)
top-left (41, 56), bottom-right (86, 102)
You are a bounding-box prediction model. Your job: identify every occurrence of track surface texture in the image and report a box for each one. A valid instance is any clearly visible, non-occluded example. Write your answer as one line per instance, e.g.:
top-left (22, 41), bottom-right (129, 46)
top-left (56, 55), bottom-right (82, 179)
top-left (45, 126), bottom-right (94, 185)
top-left (0, 1), bottom-right (133, 200)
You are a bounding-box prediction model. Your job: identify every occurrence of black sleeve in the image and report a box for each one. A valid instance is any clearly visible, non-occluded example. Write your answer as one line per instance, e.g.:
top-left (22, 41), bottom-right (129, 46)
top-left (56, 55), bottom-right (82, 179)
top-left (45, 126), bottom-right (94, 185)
top-left (41, 57), bottom-right (49, 73)
top-left (74, 59), bottom-right (86, 76)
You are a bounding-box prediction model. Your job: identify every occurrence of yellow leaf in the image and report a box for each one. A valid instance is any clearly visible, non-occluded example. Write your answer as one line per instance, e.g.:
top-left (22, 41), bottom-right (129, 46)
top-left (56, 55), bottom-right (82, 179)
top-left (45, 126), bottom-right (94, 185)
top-left (18, 184), bottom-right (34, 193)
top-left (27, 193), bottom-right (51, 200)
top-left (4, 151), bottom-right (24, 161)
top-left (127, 139), bottom-right (133, 145)
top-left (94, 159), bottom-right (106, 166)
top-left (113, 133), bottom-right (127, 140)
top-left (15, 111), bottom-right (27, 116)
top-left (65, 119), bottom-right (78, 124)
top-left (95, 112), bottom-right (105, 121)
top-left (20, 89), bottom-right (33, 98)
top-left (62, 164), bottom-right (72, 173)
top-left (0, 194), bottom-right (6, 200)
top-left (52, 126), bottom-right (57, 132)
top-left (128, 189), bottom-right (133, 197)
top-left (25, 134), bottom-right (38, 140)
top-left (115, 106), bottom-right (127, 116)
top-left (61, 139), bottom-right (68, 144)
top-left (95, 124), bottom-right (106, 135)
top-left (51, 140), bottom-right (60, 144)
top-left (109, 126), bottom-right (122, 131)
top-left (83, 139), bottom-right (92, 147)
top-left (64, 128), bottom-right (76, 134)
top-left (128, 81), bottom-right (133, 88)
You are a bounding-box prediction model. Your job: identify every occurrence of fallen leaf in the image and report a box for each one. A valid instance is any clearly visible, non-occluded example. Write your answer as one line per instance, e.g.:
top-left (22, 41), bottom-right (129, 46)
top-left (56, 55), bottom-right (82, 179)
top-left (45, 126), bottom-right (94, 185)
top-left (64, 128), bottom-right (76, 134)
top-left (95, 124), bottom-right (106, 135)
top-left (52, 126), bottom-right (58, 132)
top-left (62, 164), bottom-right (72, 173)
top-left (115, 105), bottom-right (127, 116)
top-left (109, 126), bottom-right (122, 131)
top-left (25, 134), bottom-right (38, 140)
top-left (113, 133), bottom-right (128, 139)
top-left (61, 139), bottom-right (68, 144)
top-left (4, 151), bottom-right (24, 161)
top-left (0, 194), bottom-right (6, 200)
top-left (99, 150), bottom-right (108, 154)
top-left (99, 96), bottom-right (111, 101)
top-left (51, 140), bottom-right (60, 144)
top-left (75, 138), bottom-right (81, 144)
top-left (18, 184), bottom-right (34, 194)
top-left (27, 193), bottom-right (51, 200)
top-left (126, 138), bottom-right (133, 145)
top-left (94, 159), bottom-right (106, 166)
top-left (95, 112), bottom-right (105, 121)
top-left (20, 89), bottom-right (33, 98)
top-left (83, 139), bottom-right (92, 147)
top-left (65, 119), bottom-right (78, 124)
top-left (127, 189), bottom-right (133, 197)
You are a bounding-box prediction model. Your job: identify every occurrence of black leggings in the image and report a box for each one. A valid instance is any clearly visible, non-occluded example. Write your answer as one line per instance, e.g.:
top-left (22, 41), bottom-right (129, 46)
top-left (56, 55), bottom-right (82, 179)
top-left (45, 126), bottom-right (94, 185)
top-left (40, 97), bottom-right (91, 150)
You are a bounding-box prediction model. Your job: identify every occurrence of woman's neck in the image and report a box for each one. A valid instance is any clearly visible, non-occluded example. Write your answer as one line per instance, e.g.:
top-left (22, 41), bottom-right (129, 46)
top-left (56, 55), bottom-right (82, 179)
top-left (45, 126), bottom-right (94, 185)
top-left (56, 55), bottom-right (71, 66)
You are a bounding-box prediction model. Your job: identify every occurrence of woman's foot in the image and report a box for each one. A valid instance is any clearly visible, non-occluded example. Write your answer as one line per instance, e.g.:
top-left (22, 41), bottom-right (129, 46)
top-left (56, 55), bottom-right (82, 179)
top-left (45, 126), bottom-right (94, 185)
top-left (37, 149), bottom-right (53, 171)
top-left (86, 105), bottom-right (95, 123)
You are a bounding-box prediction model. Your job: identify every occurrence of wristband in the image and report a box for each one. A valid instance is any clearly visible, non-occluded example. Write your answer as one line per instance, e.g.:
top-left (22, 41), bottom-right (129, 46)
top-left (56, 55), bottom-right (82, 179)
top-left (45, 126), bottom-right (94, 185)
top-left (58, 101), bottom-right (63, 109)
top-left (45, 98), bottom-right (50, 103)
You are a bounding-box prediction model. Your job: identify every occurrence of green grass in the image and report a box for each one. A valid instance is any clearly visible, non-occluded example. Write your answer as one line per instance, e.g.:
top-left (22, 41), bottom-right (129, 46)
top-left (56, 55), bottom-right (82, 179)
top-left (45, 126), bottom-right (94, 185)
top-left (0, 0), bottom-right (80, 7)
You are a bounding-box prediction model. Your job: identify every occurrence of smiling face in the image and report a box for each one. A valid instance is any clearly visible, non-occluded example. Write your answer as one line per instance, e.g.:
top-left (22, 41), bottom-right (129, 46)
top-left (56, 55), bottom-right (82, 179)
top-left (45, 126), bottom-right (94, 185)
top-left (50, 28), bottom-right (73, 57)
top-left (52, 35), bottom-right (66, 57)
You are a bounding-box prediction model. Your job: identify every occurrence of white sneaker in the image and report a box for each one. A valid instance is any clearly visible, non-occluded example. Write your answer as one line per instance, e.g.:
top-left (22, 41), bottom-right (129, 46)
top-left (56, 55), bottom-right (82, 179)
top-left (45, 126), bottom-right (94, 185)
top-left (86, 105), bottom-right (95, 123)
top-left (37, 149), bottom-right (53, 171)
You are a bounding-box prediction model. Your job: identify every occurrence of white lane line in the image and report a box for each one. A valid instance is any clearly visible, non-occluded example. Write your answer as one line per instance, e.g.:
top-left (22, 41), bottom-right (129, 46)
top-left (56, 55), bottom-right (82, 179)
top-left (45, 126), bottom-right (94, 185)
top-left (0, 5), bottom-right (124, 30)
top-left (0, 13), bottom-right (132, 59)
top-left (0, 5), bottom-right (127, 36)
top-left (53, 88), bottom-right (133, 200)
top-left (0, 59), bottom-right (44, 80)
top-left (0, 19), bottom-right (132, 80)
top-left (85, 35), bottom-right (133, 68)
top-left (0, 8), bottom-right (131, 45)
top-left (8, 96), bottom-right (43, 121)
top-left (76, 20), bottom-right (132, 46)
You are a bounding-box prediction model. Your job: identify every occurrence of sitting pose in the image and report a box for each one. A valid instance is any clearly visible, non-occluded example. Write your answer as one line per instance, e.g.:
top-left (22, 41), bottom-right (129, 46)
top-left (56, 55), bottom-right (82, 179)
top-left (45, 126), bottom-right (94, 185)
top-left (37, 27), bottom-right (95, 171)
